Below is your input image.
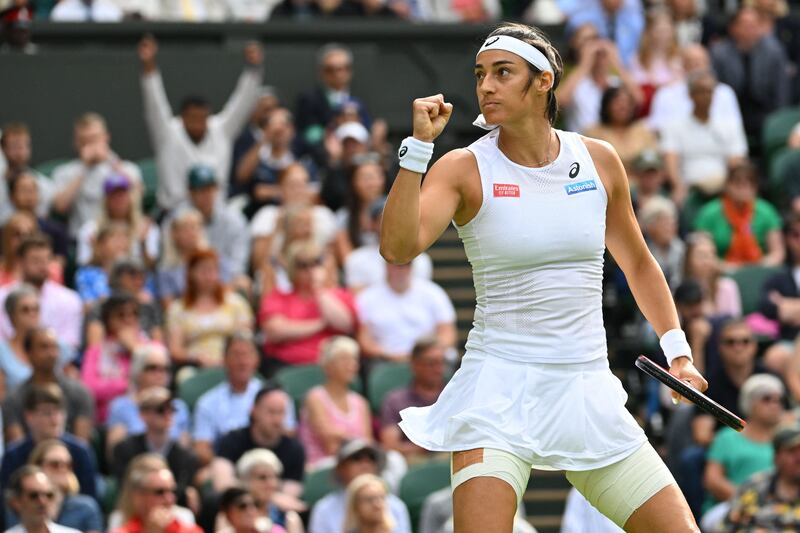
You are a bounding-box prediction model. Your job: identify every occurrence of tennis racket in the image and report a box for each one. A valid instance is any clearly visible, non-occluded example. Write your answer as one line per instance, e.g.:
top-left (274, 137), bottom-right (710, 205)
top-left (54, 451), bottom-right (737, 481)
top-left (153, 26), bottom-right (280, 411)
top-left (636, 355), bottom-right (746, 432)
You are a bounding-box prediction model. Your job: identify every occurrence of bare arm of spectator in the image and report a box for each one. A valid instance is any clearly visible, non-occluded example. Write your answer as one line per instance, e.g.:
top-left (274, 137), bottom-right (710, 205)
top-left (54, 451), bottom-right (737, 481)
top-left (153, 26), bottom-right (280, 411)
top-left (703, 461), bottom-right (736, 502)
top-left (380, 425), bottom-right (425, 456)
top-left (306, 390), bottom-right (348, 456)
top-left (218, 43), bottom-right (264, 141)
top-left (250, 234), bottom-right (274, 275)
top-left (235, 134), bottom-right (267, 185)
top-left (167, 322), bottom-right (192, 366)
top-left (436, 322), bottom-right (457, 351)
top-left (555, 41), bottom-right (599, 108)
top-left (334, 229), bottom-right (354, 267)
top-left (762, 230), bottom-right (786, 267)
top-left (662, 151), bottom-right (685, 207)
top-left (605, 42), bottom-right (643, 105)
top-left (262, 315), bottom-right (326, 343)
top-left (138, 36), bottom-right (172, 151)
top-left (315, 289), bottom-right (354, 333)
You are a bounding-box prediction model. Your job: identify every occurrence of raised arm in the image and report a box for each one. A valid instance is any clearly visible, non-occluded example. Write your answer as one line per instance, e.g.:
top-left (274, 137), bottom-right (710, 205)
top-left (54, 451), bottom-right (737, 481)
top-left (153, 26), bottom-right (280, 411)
top-left (218, 42), bottom-right (264, 140)
top-left (380, 94), bottom-right (468, 264)
top-left (139, 36), bottom-right (173, 150)
top-left (589, 137), bottom-right (707, 394)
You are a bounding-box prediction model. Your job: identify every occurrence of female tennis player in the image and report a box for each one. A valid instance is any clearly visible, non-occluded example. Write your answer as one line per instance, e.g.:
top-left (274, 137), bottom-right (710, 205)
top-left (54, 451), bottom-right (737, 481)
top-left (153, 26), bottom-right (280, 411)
top-left (380, 23), bottom-right (707, 533)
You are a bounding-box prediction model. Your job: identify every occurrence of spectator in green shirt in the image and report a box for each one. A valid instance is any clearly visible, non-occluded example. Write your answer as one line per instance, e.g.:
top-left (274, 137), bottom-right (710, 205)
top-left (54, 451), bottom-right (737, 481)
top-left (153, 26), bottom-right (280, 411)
top-left (694, 161), bottom-right (784, 270)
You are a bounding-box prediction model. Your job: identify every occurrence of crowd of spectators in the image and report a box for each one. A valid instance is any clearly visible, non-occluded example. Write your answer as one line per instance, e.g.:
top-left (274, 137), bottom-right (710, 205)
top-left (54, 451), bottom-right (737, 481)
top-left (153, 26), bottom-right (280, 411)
top-left (1, 0), bottom-right (800, 531)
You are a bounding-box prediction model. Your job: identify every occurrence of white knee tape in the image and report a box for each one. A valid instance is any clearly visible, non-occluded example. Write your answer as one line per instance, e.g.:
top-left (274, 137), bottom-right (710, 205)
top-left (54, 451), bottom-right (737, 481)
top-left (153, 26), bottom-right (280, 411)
top-left (566, 443), bottom-right (676, 528)
top-left (451, 449), bottom-right (531, 502)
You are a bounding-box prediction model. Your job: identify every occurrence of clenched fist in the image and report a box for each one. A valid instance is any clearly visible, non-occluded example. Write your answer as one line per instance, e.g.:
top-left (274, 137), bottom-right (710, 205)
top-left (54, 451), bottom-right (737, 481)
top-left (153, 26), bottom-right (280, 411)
top-left (412, 94), bottom-right (453, 143)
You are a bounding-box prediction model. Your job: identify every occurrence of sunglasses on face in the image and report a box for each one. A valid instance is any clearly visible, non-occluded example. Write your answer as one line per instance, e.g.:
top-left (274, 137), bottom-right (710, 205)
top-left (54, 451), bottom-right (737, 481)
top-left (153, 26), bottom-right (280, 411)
top-left (23, 490), bottom-right (55, 502)
top-left (721, 337), bottom-right (754, 347)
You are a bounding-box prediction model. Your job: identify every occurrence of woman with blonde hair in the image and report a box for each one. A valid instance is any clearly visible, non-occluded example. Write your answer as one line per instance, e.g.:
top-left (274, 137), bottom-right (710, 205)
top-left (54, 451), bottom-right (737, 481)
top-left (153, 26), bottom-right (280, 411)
top-left (683, 232), bottom-right (742, 319)
top-left (630, 9), bottom-right (683, 114)
top-left (343, 474), bottom-right (394, 533)
top-left (235, 449), bottom-right (303, 533)
top-left (16, 439), bottom-right (103, 533)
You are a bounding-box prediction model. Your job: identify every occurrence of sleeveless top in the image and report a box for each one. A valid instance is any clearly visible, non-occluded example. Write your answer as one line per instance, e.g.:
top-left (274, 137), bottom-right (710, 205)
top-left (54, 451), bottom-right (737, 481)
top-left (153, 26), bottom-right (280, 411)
top-left (298, 386), bottom-right (370, 465)
top-left (458, 128), bottom-right (609, 364)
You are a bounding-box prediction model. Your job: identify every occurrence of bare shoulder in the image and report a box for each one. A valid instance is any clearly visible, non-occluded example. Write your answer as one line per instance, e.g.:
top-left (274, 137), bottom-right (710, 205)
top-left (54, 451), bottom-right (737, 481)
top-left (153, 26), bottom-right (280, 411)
top-left (579, 135), bottom-right (628, 200)
top-left (428, 147), bottom-right (478, 176)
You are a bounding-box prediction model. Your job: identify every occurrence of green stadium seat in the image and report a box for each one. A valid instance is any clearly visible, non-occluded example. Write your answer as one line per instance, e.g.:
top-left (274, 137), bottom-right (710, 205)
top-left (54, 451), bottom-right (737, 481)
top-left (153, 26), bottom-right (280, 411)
top-left (729, 265), bottom-right (782, 315)
top-left (399, 459), bottom-right (450, 532)
top-left (302, 466), bottom-right (337, 509)
top-left (763, 107), bottom-right (800, 165)
top-left (275, 365), bottom-right (326, 410)
top-left (136, 158), bottom-right (159, 214)
top-left (681, 189), bottom-right (712, 235)
top-left (34, 158), bottom-right (69, 179)
top-left (368, 362), bottom-right (412, 414)
top-left (177, 367), bottom-right (227, 411)
top-left (768, 148), bottom-right (800, 205)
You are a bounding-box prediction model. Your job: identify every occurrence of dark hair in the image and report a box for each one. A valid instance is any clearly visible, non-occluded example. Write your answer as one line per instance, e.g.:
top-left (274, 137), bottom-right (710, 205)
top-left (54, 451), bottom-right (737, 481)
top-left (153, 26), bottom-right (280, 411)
top-left (23, 383), bottom-right (65, 412)
top-left (16, 232), bottom-right (51, 259)
top-left (23, 326), bottom-right (51, 354)
top-left (253, 382), bottom-right (283, 406)
top-left (218, 486), bottom-right (251, 513)
top-left (224, 330), bottom-right (256, 357)
top-left (7, 168), bottom-right (36, 198)
top-left (599, 86), bottom-right (637, 126)
top-left (719, 317), bottom-right (750, 337)
top-left (485, 23), bottom-right (564, 126)
top-left (727, 160), bottom-right (759, 186)
top-left (7, 465), bottom-right (46, 501)
top-left (347, 159), bottom-right (386, 249)
top-left (411, 335), bottom-right (440, 360)
top-left (100, 291), bottom-right (139, 329)
top-left (0, 122), bottom-right (30, 148)
top-left (673, 280), bottom-right (704, 305)
top-left (179, 96), bottom-right (210, 113)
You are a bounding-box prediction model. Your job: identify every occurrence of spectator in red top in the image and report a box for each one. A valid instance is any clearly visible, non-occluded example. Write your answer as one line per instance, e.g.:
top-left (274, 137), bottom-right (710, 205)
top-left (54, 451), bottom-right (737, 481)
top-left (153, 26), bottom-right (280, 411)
top-left (111, 454), bottom-right (201, 533)
top-left (259, 241), bottom-right (356, 374)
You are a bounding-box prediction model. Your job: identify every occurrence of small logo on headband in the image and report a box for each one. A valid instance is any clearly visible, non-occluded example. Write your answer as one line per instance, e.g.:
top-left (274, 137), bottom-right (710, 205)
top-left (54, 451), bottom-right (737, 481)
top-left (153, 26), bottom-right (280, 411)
top-left (483, 37), bottom-right (500, 47)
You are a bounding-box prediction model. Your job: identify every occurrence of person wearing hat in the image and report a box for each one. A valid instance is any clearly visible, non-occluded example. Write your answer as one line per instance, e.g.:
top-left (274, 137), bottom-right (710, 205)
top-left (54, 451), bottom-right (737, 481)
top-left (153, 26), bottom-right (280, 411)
top-left (308, 440), bottom-right (411, 533)
top-left (722, 424), bottom-right (800, 530)
top-left (639, 196), bottom-right (684, 290)
top-left (630, 149), bottom-right (668, 215)
top-left (111, 386), bottom-right (198, 509)
top-left (182, 165), bottom-right (250, 280)
top-left (51, 113), bottom-right (142, 237)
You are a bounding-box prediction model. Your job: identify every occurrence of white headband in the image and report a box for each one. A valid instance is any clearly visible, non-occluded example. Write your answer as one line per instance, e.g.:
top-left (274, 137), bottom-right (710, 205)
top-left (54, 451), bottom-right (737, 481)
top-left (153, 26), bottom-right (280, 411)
top-left (473, 35), bottom-right (553, 130)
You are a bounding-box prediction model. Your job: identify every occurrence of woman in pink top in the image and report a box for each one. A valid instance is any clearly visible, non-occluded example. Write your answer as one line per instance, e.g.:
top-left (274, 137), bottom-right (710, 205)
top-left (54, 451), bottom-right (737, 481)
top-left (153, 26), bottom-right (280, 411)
top-left (299, 336), bottom-right (372, 468)
top-left (683, 232), bottom-right (742, 319)
top-left (81, 292), bottom-right (149, 422)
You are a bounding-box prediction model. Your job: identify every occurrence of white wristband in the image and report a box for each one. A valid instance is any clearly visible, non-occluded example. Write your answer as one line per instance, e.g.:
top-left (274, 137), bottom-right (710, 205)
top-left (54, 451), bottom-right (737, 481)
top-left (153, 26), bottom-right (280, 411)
top-left (398, 136), bottom-right (434, 174)
top-left (659, 329), bottom-right (693, 367)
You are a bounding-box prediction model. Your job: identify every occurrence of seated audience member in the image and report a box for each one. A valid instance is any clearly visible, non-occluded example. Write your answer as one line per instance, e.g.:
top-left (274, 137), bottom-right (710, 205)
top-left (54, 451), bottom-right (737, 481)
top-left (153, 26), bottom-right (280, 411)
top-left (584, 86), bottom-right (657, 170)
top-left (344, 198), bottom-right (431, 293)
top-left (319, 121), bottom-right (372, 213)
top-left (236, 450), bottom-right (303, 533)
top-left (357, 262), bottom-right (456, 363)
top-left (2, 328), bottom-right (94, 443)
top-left (138, 35), bottom-right (263, 212)
top-left (216, 385), bottom-right (305, 484)
top-left (661, 70), bottom-right (747, 204)
top-left (703, 374), bottom-right (785, 522)
top-left (334, 156), bottom-right (386, 264)
top-left (6, 171), bottom-right (68, 261)
top-left (649, 44), bottom-right (744, 135)
top-left (4, 466), bottom-right (81, 533)
top-left (343, 474), bottom-right (396, 533)
top-left (107, 344), bottom-right (190, 457)
top-left (81, 293), bottom-right (149, 423)
top-left (76, 173), bottom-right (159, 268)
top-left (694, 162), bottom-right (784, 269)
top-left (0, 213), bottom-right (50, 287)
top-left (230, 87), bottom-right (280, 197)
top-left (250, 163), bottom-right (336, 278)
top-left (217, 486), bottom-right (288, 533)
top-left (561, 0), bottom-right (643, 66)
top-left (17, 440), bottom-right (103, 533)
top-left (0, 123), bottom-right (53, 224)
top-left (0, 285), bottom-right (75, 389)
top-left (0, 384), bottom-right (96, 500)
top-left (628, 9), bottom-right (683, 111)
top-left (380, 337), bottom-right (446, 460)
top-left (308, 440), bottom-right (411, 533)
top-left (0, 234), bottom-right (83, 350)
top-left (166, 249), bottom-right (253, 371)
top-left (673, 280), bottom-right (713, 375)
top-left (260, 241), bottom-right (357, 371)
top-left (184, 165), bottom-right (250, 282)
top-left (556, 24), bottom-right (643, 134)
top-left (85, 258), bottom-right (162, 346)
top-left (193, 332), bottom-right (266, 465)
top-left (639, 196), bottom-right (684, 290)
top-left (723, 424), bottom-right (800, 530)
top-left (630, 150), bottom-right (669, 215)
top-left (299, 337), bottom-right (371, 469)
top-left (682, 232), bottom-right (741, 320)
top-left (74, 222), bottom-right (131, 306)
top-left (50, 0), bottom-right (122, 20)
top-left (51, 113), bottom-right (141, 237)
top-left (112, 387), bottom-right (198, 508)
top-left (110, 454), bottom-right (201, 533)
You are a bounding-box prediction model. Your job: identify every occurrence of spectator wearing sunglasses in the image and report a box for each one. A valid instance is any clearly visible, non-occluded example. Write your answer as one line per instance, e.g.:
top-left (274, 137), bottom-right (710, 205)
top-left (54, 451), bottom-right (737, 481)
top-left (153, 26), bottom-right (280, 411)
top-left (4, 465), bottom-right (79, 533)
top-left (218, 486), bottom-right (288, 533)
top-left (111, 387), bottom-right (199, 511)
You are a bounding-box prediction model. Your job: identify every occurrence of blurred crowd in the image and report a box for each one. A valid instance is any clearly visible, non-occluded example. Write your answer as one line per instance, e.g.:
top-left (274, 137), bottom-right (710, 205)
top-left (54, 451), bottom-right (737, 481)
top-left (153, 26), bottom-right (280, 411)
top-left (0, 0), bottom-right (799, 532)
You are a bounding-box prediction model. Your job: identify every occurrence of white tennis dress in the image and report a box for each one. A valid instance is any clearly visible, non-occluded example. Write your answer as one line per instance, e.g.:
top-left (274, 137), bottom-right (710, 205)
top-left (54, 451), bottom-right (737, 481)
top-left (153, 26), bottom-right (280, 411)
top-left (399, 128), bottom-right (647, 471)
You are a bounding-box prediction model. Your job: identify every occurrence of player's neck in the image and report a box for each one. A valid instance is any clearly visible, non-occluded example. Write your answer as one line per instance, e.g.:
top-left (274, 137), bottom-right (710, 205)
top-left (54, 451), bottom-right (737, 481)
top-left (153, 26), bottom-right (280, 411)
top-left (497, 120), bottom-right (557, 168)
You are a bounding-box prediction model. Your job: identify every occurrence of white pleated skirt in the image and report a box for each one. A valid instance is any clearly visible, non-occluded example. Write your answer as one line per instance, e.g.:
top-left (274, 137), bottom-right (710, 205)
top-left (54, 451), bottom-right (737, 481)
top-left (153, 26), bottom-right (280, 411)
top-left (399, 350), bottom-right (647, 471)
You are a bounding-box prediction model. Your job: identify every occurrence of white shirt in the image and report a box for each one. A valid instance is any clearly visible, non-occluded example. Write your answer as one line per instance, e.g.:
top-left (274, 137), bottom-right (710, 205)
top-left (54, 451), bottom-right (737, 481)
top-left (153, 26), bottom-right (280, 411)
top-left (50, 0), bottom-right (123, 21)
top-left (660, 114), bottom-right (747, 188)
top-left (5, 522), bottom-right (81, 533)
top-left (345, 245), bottom-right (433, 290)
top-left (51, 157), bottom-right (142, 237)
top-left (0, 281), bottom-right (83, 349)
top-left (140, 69), bottom-right (261, 210)
top-left (560, 487), bottom-right (623, 533)
top-left (564, 76), bottom-right (613, 133)
top-left (649, 80), bottom-right (745, 135)
top-left (308, 490), bottom-right (411, 533)
top-left (250, 205), bottom-right (337, 249)
top-left (356, 279), bottom-right (456, 357)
